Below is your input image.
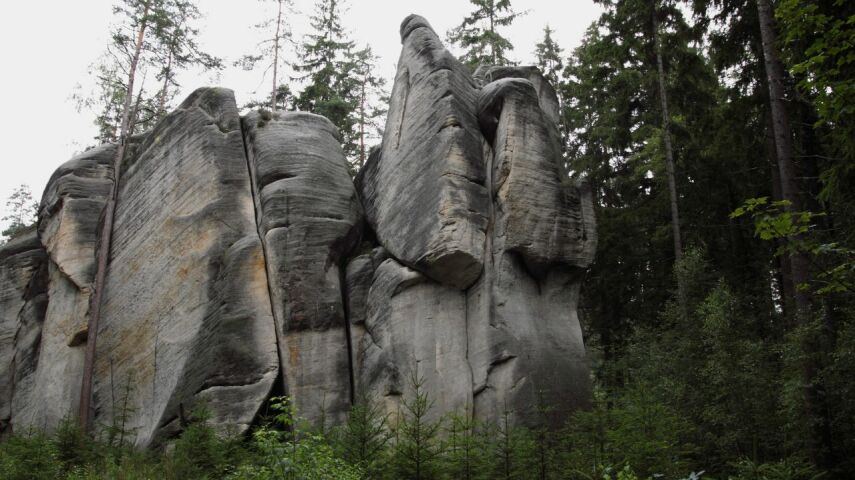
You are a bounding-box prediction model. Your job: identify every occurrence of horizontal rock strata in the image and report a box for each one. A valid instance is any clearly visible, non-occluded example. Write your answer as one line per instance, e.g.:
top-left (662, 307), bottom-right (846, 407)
top-left (0, 15), bottom-right (595, 440)
top-left (92, 88), bottom-right (278, 446)
top-left (243, 110), bottom-right (362, 426)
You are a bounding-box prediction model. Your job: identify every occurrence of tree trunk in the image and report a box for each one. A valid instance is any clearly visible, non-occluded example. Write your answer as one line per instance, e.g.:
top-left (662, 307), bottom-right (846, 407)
top-left (652, 3), bottom-right (682, 264)
top-left (78, 1), bottom-right (150, 432)
top-left (159, 47), bottom-right (174, 115)
top-left (652, 2), bottom-right (689, 319)
top-left (359, 78), bottom-right (366, 168)
top-left (765, 111), bottom-right (795, 315)
top-left (756, 0), bottom-right (810, 318)
top-left (271, 0), bottom-right (283, 111)
top-left (756, 0), bottom-right (822, 463)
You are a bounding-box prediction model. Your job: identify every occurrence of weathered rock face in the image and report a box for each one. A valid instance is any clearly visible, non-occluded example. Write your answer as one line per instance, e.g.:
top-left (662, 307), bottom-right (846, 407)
top-left (16, 145), bottom-right (115, 431)
top-left (0, 15), bottom-right (594, 442)
top-left (91, 88), bottom-right (279, 446)
top-left (0, 230), bottom-right (47, 436)
top-left (357, 14), bottom-right (489, 290)
top-left (242, 110), bottom-right (362, 426)
top-left (354, 15), bottom-right (595, 423)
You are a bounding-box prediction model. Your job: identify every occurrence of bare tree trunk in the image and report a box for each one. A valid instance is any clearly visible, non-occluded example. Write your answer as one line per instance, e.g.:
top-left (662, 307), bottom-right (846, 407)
top-left (756, 0), bottom-right (821, 463)
top-left (756, 0), bottom-right (810, 318)
top-left (158, 47), bottom-right (173, 115)
top-left (653, 3), bottom-right (682, 264)
top-left (130, 72), bottom-right (147, 137)
top-left (765, 112), bottom-right (795, 315)
top-left (652, 2), bottom-right (689, 319)
top-left (271, 0), bottom-right (283, 111)
top-left (79, 1), bottom-right (150, 432)
top-left (359, 79), bottom-right (366, 168)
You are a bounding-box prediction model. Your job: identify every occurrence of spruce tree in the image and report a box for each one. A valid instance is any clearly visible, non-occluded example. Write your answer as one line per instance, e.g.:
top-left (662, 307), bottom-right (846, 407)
top-left (293, 0), bottom-right (359, 157)
top-left (351, 45), bottom-right (387, 169)
top-left (390, 372), bottom-right (444, 480)
top-left (335, 396), bottom-right (391, 478)
top-left (1, 185), bottom-right (38, 240)
top-left (447, 0), bottom-right (526, 69)
top-left (533, 25), bottom-right (562, 86)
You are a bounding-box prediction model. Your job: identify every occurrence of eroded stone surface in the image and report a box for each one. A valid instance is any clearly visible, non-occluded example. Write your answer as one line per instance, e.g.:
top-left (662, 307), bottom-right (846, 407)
top-left (243, 110), bottom-right (363, 426)
top-left (11, 145), bottom-right (116, 432)
top-left (0, 16), bottom-right (596, 438)
top-left (0, 230), bottom-right (47, 435)
top-left (474, 65), bottom-right (562, 127)
top-left (92, 88), bottom-right (278, 447)
top-left (356, 258), bottom-right (472, 422)
top-left (357, 14), bottom-right (489, 290)
top-left (479, 77), bottom-right (596, 277)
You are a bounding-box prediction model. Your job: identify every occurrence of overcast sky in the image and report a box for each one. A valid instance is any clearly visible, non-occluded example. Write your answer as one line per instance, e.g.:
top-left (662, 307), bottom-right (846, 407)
top-left (0, 0), bottom-right (602, 230)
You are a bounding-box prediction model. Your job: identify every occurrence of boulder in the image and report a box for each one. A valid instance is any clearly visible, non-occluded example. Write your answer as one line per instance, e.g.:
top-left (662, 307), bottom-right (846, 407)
top-left (479, 78), bottom-right (596, 277)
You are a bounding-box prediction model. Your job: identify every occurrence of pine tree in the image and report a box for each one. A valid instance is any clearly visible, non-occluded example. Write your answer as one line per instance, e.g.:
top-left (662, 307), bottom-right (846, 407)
top-left (351, 45), bottom-right (387, 169)
top-left (390, 371), bottom-right (444, 480)
top-left (74, 0), bottom-right (219, 143)
top-left (236, 0), bottom-right (295, 111)
top-left (447, 0), bottom-right (526, 69)
top-left (1, 185), bottom-right (38, 240)
top-left (293, 0), bottom-right (360, 156)
top-left (533, 25), bottom-right (562, 86)
top-left (153, 0), bottom-right (222, 115)
top-left (79, 0), bottom-right (172, 432)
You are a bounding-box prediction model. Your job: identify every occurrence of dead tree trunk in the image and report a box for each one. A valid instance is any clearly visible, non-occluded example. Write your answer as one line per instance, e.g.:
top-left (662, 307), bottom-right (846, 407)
top-left (78, 1), bottom-right (151, 432)
top-left (271, 0), bottom-right (284, 111)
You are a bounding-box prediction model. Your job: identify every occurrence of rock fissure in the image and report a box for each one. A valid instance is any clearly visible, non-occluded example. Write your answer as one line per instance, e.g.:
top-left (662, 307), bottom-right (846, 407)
top-left (0, 16), bottom-right (595, 441)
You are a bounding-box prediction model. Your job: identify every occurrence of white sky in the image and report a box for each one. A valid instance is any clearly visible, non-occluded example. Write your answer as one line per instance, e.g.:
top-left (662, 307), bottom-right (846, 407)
top-left (0, 0), bottom-right (602, 230)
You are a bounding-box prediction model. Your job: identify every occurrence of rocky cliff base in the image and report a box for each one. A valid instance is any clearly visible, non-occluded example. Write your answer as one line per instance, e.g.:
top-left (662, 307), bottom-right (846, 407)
top-left (0, 15), bottom-right (595, 447)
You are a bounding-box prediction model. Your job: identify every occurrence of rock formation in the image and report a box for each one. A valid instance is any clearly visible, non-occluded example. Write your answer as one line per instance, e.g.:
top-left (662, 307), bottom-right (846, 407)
top-left (0, 15), bottom-right (595, 445)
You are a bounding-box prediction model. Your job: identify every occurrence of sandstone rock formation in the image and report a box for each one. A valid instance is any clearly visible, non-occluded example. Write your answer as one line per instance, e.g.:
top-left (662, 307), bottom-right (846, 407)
top-left (0, 15), bottom-right (595, 445)
top-left (243, 110), bottom-right (362, 426)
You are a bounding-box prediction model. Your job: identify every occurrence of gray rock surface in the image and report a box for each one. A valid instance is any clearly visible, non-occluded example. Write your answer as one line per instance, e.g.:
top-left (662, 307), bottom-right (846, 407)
top-left (13, 145), bottom-right (115, 432)
top-left (92, 88), bottom-right (278, 447)
top-left (0, 15), bottom-right (596, 439)
top-left (355, 257), bottom-right (472, 421)
top-left (353, 21), bottom-right (596, 427)
top-left (243, 110), bottom-right (363, 426)
top-left (357, 14), bottom-right (489, 290)
top-left (479, 77), bottom-right (596, 277)
top-left (0, 230), bottom-right (47, 435)
top-left (474, 65), bottom-right (562, 127)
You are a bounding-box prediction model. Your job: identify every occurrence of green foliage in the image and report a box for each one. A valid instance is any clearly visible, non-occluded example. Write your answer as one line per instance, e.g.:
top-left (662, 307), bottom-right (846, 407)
top-left (0, 430), bottom-right (63, 480)
top-left (389, 372), bottom-right (445, 479)
top-left (729, 458), bottom-right (825, 480)
top-left (74, 0), bottom-right (221, 144)
top-left (732, 198), bottom-right (854, 295)
top-left (534, 25), bottom-right (563, 85)
top-left (1, 184), bottom-right (39, 241)
top-left (446, 0), bottom-right (526, 69)
top-left (331, 395), bottom-right (391, 477)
